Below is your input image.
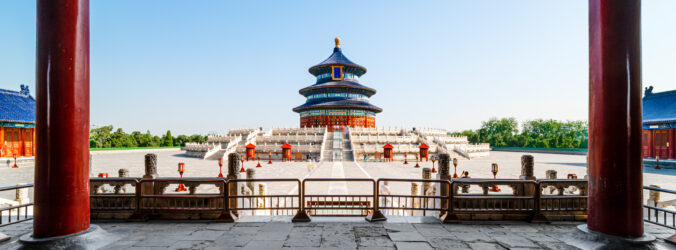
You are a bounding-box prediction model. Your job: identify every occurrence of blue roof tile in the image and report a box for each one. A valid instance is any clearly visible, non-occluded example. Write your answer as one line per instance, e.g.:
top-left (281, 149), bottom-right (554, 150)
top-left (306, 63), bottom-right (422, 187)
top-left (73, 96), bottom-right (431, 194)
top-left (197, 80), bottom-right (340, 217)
top-left (308, 47), bottom-right (367, 76)
top-left (293, 99), bottom-right (382, 113)
top-left (0, 86), bottom-right (35, 124)
top-left (643, 88), bottom-right (676, 124)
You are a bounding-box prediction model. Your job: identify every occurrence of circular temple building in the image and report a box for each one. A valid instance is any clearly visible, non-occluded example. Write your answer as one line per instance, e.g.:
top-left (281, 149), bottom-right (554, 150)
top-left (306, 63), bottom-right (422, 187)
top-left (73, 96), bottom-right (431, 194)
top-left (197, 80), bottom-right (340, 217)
top-left (293, 38), bottom-right (382, 129)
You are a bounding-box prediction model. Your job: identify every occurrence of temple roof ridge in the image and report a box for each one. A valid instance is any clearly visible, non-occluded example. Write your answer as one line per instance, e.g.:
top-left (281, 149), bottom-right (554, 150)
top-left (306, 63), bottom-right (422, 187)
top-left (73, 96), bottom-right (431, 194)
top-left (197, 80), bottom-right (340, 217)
top-left (308, 38), bottom-right (367, 76)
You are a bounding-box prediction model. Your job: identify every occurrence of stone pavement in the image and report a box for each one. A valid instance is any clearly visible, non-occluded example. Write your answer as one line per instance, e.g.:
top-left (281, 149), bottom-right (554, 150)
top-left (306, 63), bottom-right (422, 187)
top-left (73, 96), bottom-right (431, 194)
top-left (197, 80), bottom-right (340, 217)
top-left (1, 217), bottom-right (674, 249)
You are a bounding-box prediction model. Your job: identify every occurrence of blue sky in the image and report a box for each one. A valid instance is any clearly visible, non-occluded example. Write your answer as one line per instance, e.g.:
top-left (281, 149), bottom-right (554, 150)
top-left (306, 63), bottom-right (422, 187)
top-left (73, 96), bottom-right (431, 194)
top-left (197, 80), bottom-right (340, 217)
top-left (1, 1), bottom-right (675, 135)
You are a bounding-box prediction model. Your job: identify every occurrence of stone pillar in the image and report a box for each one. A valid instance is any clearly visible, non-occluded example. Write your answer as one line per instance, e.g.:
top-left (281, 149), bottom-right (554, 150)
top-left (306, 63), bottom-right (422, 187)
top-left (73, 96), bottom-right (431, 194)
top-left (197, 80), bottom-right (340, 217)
top-left (411, 183), bottom-right (419, 212)
top-left (116, 169), bottom-right (130, 193)
top-left (227, 153), bottom-right (240, 215)
top-left (546, 170), bottom-right (557, 194)
top-left (646, 185), bottom-right (660, 207)
top-left (588, 0), bottom-right (643, 238)
top-left (437, 153), bottom-right (450, 210)
top-left (246, 168), bottom-right (256, 193)
top-left (143, 154), bottom-right (158, 195)
top-left (34, 0), bottom-right (90, 238)
top-left (520, 155), bottom-right (536, 196)
top-left (15, 183), bottom-right (29, 204)
top-left (422, 168), bottom-right (432, 195)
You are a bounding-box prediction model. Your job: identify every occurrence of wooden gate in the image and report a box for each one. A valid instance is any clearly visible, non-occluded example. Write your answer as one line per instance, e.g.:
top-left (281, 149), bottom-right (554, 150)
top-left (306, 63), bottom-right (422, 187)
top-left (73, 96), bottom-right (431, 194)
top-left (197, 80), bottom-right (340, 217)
top-left (654, 130), bottom-right (671, 159)
top-left (642, 131), bottom-right (652, 158)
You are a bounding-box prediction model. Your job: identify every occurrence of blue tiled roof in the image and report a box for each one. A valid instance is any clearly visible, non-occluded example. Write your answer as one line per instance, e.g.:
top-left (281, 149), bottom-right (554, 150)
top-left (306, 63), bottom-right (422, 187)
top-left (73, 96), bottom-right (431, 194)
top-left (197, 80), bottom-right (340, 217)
top-left (308, 47), bottom-right (367, 76)
top-left (299, 81), bottom-right (376, 96)
top-left (293, 99), bottom-right (382, 113)
top-left (0, 86), bottom-right (35, 123)
top-left (643, 88), bottom-right (676, 124)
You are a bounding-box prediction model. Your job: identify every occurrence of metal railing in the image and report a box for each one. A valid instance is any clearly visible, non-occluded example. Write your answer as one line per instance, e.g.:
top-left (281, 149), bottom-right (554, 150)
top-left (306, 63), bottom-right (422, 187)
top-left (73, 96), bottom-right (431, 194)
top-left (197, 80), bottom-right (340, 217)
top-left (228, 178), bottom-right (301, 216)
top-left (302, 178), bottom-right (375, 216)
top-left (643, 185), bottom-right (676, 229)
top-left (377, 178), bottom-right (449, 216)
top-left (0, 184), bottom-right (33, 227)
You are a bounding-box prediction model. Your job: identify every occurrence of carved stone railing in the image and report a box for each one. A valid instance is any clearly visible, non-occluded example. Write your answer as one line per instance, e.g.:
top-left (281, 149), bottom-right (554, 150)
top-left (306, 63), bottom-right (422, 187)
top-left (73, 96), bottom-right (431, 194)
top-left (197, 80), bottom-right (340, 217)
top-left (89, 177), bottom-right (588, 223)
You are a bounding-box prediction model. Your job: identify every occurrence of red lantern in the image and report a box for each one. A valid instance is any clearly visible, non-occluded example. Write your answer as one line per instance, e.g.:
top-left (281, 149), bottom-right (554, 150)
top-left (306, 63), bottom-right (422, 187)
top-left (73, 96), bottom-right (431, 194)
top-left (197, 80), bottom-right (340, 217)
top-left (489, 163), bottom-right (500, 192)
top-left (452, 158), bottom-right (459, 178)
top-left (217, 158), bottom-right (224, 178)
top-left (176, 162), bottom-right (187, 191)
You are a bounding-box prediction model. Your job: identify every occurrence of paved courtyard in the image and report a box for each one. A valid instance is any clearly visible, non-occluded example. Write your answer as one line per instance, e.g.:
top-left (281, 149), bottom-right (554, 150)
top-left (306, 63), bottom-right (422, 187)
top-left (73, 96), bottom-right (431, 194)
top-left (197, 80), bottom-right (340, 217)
top-left (1, 217), bottom-right (675, 249)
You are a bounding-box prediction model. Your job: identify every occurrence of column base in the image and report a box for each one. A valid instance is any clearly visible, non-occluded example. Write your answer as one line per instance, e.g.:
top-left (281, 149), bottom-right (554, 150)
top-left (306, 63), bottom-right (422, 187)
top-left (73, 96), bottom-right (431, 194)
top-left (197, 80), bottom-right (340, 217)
top-left (365, 210), bottom-right (387, 222)
top-left (574, 224), bottom-right (656, 246)
top-left (19, 225), bottom-right (117, 249)
top-left (0, 232), bottom-right (9, 243)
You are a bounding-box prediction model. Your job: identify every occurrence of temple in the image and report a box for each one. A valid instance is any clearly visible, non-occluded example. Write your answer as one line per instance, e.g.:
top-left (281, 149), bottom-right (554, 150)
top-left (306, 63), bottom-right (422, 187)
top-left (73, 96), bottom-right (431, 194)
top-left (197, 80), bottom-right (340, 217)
top-left (293, 38), bottom-right (382, 130)
top-left (0, 85), bottom-right (36, 158)
top-left (642, 86), bottom-right (676, 159)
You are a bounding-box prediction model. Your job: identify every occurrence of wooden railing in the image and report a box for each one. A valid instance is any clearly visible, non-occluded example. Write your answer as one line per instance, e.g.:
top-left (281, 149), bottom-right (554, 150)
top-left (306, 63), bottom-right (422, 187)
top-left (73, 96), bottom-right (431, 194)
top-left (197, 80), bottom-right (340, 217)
top-left (88, 177), bottom-right (588, 222)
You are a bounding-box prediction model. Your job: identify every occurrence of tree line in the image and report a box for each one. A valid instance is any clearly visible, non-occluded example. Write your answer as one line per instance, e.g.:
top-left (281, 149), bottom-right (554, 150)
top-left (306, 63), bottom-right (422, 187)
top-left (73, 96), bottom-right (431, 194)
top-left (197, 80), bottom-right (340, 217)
top-left (450, 118), bottom-right (588, 149)
top-left (89, 125), bottom-right (208, 148)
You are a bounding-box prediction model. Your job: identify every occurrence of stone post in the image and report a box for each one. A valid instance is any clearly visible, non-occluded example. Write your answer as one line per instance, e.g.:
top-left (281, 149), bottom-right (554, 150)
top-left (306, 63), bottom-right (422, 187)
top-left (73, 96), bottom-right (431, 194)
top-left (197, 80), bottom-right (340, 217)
top-left (143, 154), bottom-right (158, 195)
top-left (246, 168), bottom-right (256, 194)
top-left (411, 183), bottom-right (419, 214)
top-left (117, 168), bottom-right (130, 193)
top-left (422, 168), bottom-right (432, 195)
top-left (437, 153), bottom-right (450, 211)
top-left (258, 183), bottom-right (267, 212)
top-left (520, 155), bottom-right (536, 196)
top-left (227, 153), bottom-right (240, 216)
top-left (647, 185), bottom-right (660, 207)
top-left (15, 183), bottom-right (29, 204)
top-left (546, 170), bottom-right (557, 194)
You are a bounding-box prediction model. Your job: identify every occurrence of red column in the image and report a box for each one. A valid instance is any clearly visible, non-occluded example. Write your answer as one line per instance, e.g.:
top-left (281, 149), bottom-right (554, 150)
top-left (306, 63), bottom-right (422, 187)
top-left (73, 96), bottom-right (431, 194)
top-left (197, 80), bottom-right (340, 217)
top-left (35, 0), bottom-right (90, 238)
top-left (588, 0), bottom-right (643, 238)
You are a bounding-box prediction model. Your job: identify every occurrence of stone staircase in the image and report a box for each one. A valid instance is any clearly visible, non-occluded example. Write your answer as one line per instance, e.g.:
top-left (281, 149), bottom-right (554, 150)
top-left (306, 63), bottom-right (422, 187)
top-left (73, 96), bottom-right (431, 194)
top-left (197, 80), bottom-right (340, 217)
top-left (342, 129), bottom-right (355, 161)
top-left (321, 132), bottom-right (334, 162)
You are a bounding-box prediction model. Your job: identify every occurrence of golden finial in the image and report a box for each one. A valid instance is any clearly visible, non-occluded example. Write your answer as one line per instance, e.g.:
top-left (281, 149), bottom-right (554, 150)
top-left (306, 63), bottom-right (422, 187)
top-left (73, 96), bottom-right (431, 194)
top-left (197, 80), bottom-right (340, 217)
top-left (334, 37), bottom-right (341, 48)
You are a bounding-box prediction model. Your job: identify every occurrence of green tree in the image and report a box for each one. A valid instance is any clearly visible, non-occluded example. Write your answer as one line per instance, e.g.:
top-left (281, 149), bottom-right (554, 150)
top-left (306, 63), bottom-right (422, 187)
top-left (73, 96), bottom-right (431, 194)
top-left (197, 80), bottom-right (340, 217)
top-left (162, 130), bottom-right (174, 147)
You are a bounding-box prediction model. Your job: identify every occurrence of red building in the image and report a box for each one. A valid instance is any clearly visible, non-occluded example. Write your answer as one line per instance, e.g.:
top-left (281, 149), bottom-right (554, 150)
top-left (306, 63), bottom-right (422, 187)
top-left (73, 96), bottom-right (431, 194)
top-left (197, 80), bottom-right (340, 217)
top-left (293, 38), bottom-right (382, 129)
top-left (642, 86), bottom-right (676, 159)
top-left (0, 85), bottom-right (36, 158)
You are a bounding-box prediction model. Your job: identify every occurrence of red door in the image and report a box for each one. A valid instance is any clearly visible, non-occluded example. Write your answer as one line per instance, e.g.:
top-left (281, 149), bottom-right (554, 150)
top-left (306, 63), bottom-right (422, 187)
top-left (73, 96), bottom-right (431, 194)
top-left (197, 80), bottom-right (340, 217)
top-left (4, 128), bottom-right (18, 157)
top-left (642, 130), bottom-right (652, 158)
top-left (654, 130), bottom-right (670, 159)
top-left (14, 130), bottom-right (22, 156)
top-left (24, 130), bottom-right (33, 157)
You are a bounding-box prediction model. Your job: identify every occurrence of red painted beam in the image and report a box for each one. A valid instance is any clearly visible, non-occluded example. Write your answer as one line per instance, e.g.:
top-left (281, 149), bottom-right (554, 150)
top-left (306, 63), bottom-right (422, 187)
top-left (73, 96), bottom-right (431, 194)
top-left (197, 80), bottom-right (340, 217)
top-left (588, 0), bottom-right (643, 238)
top-left (35, 0), bottom-right (90, 238)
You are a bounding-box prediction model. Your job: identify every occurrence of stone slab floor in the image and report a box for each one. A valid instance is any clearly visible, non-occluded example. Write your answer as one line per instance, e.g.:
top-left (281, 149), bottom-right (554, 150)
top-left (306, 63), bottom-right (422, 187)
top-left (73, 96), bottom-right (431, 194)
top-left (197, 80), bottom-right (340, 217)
top-left (1, 217), bottom-right (674, 250)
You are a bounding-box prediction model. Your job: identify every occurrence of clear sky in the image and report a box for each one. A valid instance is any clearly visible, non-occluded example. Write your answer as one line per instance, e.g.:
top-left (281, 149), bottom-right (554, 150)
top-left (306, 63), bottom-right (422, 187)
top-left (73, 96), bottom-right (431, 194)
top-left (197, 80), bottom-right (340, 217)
top-left (1, 1), bottom-right (675, 135)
